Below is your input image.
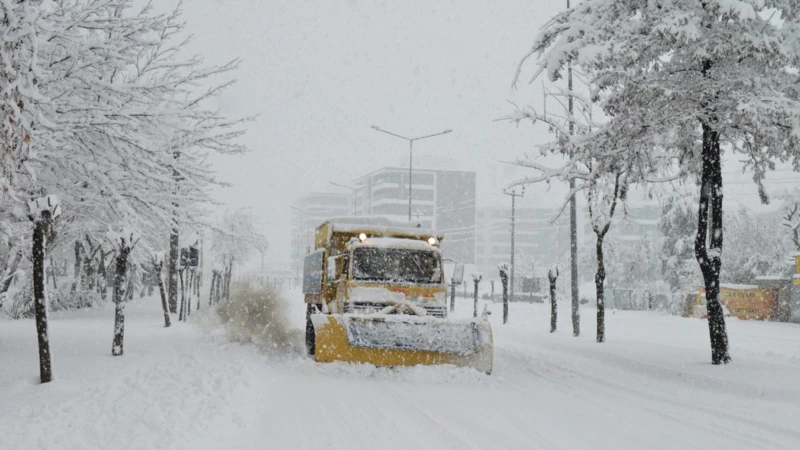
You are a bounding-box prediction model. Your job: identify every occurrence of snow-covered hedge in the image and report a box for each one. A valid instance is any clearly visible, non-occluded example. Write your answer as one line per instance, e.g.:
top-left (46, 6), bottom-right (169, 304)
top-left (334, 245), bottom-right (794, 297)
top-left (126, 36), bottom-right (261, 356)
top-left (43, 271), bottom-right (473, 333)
top-left (5, 278), bottom-right (102, 319)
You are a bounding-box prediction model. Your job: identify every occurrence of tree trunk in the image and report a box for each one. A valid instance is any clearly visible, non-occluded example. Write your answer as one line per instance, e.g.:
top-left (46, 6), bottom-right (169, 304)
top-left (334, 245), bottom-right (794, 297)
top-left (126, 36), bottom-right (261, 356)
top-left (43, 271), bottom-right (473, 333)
top-left (71, 240), bottom-right (84, 292)
top-left (83, 243), bottom-right (97, 292)
top-left (178, 269), bottom-right (185, 321)
top-left (186, 270), bottom-right (193, 317)
top-left (98, 251), bottom-right (107, 300)
top-left (49, 256), bottom-right (58, 290)
top-left (195, 270), bottom-right (201, 311)
top-left (548, 269), bottom-right (558, 333)
top-left (33, 220), bottom-right (53, 383)
top-left (215, 271), bottom-right (222, 305)
top-left (695, 120), bottom-right (731, 365)
top-left (126, 263), bottom-right (135, 303)
top-left (168, 229), bottom-right (179, 313)
top-left (499, 268), bottom-right (509, 324)
top-left (224, 257), bottom-right (233, 300)
top-left (209, 271), bottom-right (217, 307)
top-left (139, 271), bottom-right (147, 298)
top-left (472, 279), bottom-right (479, 318)
top-left (155, 260), bottom-right (171, 328)
top-left (595, 236), bottom-right (606, 343)
top-left (112, 244), bottom-right (131, 356)
top-left (223, 266), bottom-right (229, 300)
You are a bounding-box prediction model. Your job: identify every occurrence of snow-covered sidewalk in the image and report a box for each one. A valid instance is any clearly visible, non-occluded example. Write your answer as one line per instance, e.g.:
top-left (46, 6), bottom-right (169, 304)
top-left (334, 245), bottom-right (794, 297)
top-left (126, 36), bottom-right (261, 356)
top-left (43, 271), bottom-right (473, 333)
top-left (0, 299), bottom-right (264, 450)
top-left (2, 294), bottom-right (800, 449)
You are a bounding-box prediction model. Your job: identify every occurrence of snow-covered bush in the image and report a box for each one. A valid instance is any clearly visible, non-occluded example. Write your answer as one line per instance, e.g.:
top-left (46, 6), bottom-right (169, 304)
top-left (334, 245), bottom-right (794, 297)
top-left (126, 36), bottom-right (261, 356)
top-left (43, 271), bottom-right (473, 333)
top-left (50, 285), bottom-right (102, 313)
top-left (7, 275), bottom-right (33, 319)
top-left (5, 277), bottom-right (103, 319)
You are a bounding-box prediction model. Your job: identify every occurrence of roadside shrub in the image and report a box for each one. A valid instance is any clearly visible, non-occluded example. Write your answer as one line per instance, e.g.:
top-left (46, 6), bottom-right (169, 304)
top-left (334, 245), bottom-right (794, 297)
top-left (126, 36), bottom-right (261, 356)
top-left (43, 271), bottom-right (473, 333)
top-left (5, 277), bottom-right (103, 319)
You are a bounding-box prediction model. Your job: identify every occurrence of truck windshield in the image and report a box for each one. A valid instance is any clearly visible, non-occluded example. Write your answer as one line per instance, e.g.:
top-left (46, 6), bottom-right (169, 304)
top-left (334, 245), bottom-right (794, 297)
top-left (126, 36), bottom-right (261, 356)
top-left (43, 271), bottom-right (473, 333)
top-left (352, 247), bottom-right (441, 284)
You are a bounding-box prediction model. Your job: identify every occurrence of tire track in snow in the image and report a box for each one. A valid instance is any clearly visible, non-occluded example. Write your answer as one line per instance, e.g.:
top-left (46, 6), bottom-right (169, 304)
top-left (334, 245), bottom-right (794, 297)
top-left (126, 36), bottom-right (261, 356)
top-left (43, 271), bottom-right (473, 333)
top-left (526, 342), bottom-right (800, 446)
top-left (494, 348), bottom-right (676, 449)
top-left (495, 344), bottom-right (800, 449)
top-left (380, 381), bottom-right (483, 450)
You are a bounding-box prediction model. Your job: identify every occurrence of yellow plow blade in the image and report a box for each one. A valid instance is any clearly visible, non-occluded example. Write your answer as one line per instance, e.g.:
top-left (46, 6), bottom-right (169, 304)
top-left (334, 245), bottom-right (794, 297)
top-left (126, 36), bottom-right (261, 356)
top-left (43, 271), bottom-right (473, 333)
top-left (311, 314), bottom-right (493, 374)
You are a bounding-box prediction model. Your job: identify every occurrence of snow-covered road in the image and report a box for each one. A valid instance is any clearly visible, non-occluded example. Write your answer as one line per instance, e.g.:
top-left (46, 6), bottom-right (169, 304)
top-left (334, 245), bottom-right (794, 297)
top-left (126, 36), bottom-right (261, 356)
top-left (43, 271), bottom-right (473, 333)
top-left (2, 292), bottom-right (800, 449)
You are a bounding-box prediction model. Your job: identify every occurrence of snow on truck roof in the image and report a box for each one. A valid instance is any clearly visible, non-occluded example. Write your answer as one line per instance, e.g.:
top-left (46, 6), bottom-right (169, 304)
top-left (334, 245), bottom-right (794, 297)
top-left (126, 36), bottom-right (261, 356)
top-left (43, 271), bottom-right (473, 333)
top-left (349, 237), bottom-right (441, 251)
top-left (324, 216), bottom-right (423, 228)
top-left (321, 216), bottom-right (442, 239)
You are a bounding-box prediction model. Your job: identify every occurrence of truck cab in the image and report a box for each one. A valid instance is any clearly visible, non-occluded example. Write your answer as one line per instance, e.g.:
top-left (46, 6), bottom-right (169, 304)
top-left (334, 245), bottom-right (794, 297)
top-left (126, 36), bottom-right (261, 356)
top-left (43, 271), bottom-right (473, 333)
top-left (303, 218), bottom-right (448, 318)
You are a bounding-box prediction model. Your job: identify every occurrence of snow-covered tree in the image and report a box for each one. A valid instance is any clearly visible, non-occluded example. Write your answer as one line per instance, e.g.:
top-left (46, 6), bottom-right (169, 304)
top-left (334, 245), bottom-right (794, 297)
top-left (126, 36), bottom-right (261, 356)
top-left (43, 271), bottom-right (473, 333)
top-left (779, 187), bottom-right (800, 251)
top-left (29, 195), bottom-right (61, 383)
top-left (150, 252), bottom-right (170, 328)
top-left (510, 0), bottom-right (800, 364)
top-left (211, 208), bottom-right (268, 300)
top-left (0, 0), bottom-right (39, 204)
top-left (1, 1), bottom-right (42, 303)
top-left (109, 229), bottom-right (137, 356)
top-left (2, 0), bottom-right (247, 303)
top-left (659, 191), bottom-right (701, 293)
top-left (722, 206), bottom-right (790, 284)
top-left (604, 233), bottom-right (666, 292)
top-left (1, 1), bottom-right (249, 380)
top-left (587, 171), bottom-right (626, 343)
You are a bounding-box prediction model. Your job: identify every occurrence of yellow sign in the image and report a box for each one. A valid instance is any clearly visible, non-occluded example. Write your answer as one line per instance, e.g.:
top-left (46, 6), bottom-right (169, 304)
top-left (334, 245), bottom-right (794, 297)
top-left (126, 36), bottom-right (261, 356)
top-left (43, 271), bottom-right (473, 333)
top-left (697, 286), bottom-right (777, 321)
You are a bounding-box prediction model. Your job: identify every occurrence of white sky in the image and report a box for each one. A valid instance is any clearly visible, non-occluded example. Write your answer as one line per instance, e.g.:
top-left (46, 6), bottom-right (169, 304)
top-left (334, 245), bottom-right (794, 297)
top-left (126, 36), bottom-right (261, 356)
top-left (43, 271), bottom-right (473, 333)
top-left (181, 0), bottom-right (799, 268)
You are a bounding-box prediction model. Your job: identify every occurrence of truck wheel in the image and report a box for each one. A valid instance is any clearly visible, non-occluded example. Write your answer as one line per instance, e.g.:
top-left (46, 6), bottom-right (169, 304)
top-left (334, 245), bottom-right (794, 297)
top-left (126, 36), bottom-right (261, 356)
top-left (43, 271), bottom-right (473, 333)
top-left (305, 304), bottom-right (316, 356)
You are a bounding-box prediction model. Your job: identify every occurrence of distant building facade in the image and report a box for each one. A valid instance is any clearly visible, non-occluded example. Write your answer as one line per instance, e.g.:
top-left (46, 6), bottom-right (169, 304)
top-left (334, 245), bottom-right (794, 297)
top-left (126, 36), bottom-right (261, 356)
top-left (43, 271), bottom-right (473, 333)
top-left (475, 206), bottom-right (570, 282)
top-left (290, 192), bottom-right (352, 275)
top-left (583, 202), bottom-right (661, 245)
top-left (352, 167), bottom-right (476, 264)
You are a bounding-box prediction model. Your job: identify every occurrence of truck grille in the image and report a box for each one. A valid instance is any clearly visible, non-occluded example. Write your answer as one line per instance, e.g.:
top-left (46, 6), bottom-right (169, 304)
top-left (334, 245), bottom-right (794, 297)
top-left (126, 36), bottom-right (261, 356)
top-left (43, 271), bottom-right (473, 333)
top-left (344, 302), bottom-right (447, 318)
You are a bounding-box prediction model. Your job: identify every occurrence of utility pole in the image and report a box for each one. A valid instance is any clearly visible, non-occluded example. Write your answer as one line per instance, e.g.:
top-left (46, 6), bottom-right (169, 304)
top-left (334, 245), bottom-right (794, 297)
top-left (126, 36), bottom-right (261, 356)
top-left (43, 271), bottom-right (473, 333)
top-left (370, 125), bottom-right (452, 221)
top-left (567, 0), bottom-right (580, 337)
top-left (504, 187), bottom-right (525, 304)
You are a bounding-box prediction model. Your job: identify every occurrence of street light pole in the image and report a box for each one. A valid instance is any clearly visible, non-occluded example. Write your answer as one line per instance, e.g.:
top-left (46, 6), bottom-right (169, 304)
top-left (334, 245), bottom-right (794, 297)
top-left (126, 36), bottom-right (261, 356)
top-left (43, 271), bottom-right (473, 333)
top-left (504, 187), bottom-right (525, 304)
top-left (408, 139), bottom-right (413, 221)
top-left (567, 0), bottom-right (580, 337)
top-left (370, 125), bottom-right (453, 221)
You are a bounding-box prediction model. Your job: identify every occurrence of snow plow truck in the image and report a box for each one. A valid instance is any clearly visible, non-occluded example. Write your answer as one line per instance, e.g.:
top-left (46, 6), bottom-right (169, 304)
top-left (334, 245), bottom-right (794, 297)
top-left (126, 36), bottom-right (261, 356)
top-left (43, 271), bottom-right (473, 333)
top-left (303, 217), bottom-right (493, 374)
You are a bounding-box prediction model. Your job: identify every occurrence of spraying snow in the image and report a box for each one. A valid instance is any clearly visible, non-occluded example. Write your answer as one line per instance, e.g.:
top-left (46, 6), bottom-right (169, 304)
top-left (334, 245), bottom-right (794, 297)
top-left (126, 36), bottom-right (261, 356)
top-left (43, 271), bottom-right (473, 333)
top-left (203, 284), bottom-right (304, 355)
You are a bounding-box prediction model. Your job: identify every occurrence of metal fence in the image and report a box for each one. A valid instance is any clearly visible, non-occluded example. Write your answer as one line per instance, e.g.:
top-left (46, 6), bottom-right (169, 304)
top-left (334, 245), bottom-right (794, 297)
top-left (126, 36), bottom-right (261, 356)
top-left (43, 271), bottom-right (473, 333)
top-left (606, 289), bottom-right (671, 311)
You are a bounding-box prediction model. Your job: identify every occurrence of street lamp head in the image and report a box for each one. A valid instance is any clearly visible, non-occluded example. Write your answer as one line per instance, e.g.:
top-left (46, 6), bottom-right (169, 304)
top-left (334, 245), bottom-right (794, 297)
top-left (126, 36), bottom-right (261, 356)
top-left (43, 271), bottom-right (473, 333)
top-left (370, 125), bottom-right (380, 131)
top-left (442, 129), bottom-right (453, 134)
